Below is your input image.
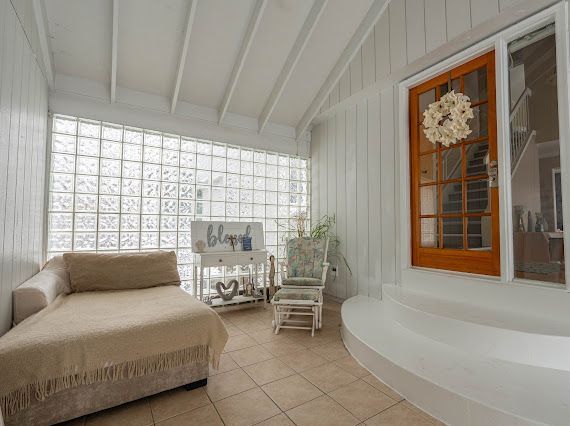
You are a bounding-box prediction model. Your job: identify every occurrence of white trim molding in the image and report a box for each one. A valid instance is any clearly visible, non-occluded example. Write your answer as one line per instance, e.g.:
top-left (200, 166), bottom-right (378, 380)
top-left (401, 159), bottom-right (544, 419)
top-left (110, 0), bottom-right (119, 103)
top-left (32, 0), bottom-right (54, 90)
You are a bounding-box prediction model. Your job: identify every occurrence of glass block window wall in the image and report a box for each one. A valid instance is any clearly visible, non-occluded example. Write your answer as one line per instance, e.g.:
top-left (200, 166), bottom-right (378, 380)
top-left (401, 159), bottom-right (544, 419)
top-left (47, 115), bottom-right (310, 294)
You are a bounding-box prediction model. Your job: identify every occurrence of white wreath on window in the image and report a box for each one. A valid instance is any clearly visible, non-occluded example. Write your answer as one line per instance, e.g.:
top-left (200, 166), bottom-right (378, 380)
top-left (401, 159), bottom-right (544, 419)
top-left (422, 90), bottom-right (474, 147)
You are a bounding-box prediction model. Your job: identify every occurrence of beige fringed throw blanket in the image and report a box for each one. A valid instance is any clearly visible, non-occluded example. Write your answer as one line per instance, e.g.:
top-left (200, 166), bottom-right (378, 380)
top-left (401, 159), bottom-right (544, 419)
top-left (0, 286), bottom-right (228, 417)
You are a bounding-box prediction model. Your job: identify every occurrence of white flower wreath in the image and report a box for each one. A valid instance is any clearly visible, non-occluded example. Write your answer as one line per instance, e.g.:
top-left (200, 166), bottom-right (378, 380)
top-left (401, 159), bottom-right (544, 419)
top-left (422, 90), bottom-right (474, 147)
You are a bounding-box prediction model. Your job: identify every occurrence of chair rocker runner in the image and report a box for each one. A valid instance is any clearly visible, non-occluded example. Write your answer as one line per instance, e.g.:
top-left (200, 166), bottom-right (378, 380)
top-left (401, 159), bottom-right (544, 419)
top-left (271, 237), bottom-right (329, 336)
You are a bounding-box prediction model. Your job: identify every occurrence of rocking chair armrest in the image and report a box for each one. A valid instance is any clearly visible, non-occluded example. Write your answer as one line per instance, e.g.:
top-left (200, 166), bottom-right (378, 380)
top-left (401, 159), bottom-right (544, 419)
top-left (279, 261), bottom-right (288, 279)
top-left (321, 262), bottom-right (330, 284)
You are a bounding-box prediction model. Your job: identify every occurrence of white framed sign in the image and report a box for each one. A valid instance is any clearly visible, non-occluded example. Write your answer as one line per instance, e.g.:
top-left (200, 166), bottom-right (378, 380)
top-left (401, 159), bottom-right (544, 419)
top-left (190, 221), bottom-right (265, 253)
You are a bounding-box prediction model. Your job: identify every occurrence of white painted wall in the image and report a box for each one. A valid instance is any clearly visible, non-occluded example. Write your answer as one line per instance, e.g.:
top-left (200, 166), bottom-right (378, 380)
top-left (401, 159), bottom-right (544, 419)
top-left (312, 0), bottom-right (557, 299)
top-left (0, 0), bottom-right (49, 334)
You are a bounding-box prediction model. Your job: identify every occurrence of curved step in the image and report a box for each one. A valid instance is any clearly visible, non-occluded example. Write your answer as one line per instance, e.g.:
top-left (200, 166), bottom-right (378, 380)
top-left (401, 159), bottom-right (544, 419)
top-left (341, 295), bottom-right (570, 425)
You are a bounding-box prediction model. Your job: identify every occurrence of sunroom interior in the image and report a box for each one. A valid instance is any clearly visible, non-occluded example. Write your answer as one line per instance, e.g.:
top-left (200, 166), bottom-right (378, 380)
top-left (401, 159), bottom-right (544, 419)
top-left (1, 0), bottom-right (570, 425)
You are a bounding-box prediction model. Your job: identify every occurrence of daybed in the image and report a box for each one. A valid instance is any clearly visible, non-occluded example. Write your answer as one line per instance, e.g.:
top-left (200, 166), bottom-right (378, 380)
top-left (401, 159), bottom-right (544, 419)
top-left (0, 251), bottom-right (228, 426)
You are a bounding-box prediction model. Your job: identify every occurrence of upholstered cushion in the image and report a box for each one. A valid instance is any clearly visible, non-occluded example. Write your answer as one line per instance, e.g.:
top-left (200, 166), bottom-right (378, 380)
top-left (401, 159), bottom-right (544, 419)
top-left (286, 237), bottom-right (328, 279)
top-left (273, 288), bottom-right (320, 302)
top-left (64, 251), bottom-right (181, 292)
top-left (12, 259), bottom-right (71, 325)
top-left (281, 277), bottom-right (322, 286)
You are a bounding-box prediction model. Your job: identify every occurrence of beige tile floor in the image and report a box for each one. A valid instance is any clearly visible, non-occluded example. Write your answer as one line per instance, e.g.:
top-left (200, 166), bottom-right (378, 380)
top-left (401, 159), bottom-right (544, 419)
top-left (62, 299), bottom-right (441, 426)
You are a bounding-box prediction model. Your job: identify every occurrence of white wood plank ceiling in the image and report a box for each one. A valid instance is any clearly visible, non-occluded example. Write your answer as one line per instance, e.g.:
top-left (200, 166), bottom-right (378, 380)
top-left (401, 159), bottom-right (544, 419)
top-left (39, 0), bottom-right (388, 139)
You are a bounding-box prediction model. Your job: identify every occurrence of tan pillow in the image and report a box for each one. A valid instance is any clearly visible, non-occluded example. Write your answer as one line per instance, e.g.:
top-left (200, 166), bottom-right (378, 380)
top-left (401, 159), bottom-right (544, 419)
top-left (63, 251), bottom-right (181, 292)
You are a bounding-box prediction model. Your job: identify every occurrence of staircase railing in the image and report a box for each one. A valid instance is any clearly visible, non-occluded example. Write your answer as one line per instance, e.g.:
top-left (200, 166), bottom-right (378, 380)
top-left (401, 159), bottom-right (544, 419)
top-left (510, 88), bottom-right (533, 173)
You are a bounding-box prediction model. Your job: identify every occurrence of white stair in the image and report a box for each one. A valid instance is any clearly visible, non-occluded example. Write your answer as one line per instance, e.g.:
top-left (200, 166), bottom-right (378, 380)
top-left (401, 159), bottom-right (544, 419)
top-left (341, 289), bottom-right (570, 425)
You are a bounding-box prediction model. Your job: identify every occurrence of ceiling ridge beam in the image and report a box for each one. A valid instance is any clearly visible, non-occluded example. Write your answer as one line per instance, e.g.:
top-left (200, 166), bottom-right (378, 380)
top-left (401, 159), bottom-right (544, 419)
top-left (258, 0), bottom-right (328, 134)
top-left (171, 0), bottom-right (198, 114)
top-left (110, 0), bottom-right (119, 103)
top-left (32, 0), bottom-right (54, 90)
top-left (295, 0), bottom-right (390, 140)
top-left (218, 0), bottom-right (268, 126)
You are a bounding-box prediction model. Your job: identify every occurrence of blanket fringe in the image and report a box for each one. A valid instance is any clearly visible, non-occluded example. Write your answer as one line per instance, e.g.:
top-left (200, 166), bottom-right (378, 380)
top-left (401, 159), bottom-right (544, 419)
top-left (1, 345), bottom-right (215, 417)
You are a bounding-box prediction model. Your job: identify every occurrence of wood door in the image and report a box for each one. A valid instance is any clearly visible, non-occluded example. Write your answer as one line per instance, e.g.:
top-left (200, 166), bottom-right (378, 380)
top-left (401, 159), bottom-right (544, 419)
top-left (410, 51), bottom-right (500, 276)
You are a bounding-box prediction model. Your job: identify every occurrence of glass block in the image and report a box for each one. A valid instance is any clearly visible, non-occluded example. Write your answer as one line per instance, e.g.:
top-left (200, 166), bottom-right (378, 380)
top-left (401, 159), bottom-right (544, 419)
top-left (74, 233), bottom-right (96, 251)
top-left (143, 164), bottom-right (161, 180)
top-left (120, 232), bottom-right (139, 250)
top-left (212, 187), bottom-right (225, 201)
top-left (161, 200), bottom-right (178, 214)
top-left (98, 232), bottom-right (119, 250)
top-left (212, 202), bottom-right (225, 216)
top-left (254, 151), bottom-right (265, 163)
top-left (99, 195), bottom-right (120, 212)
top-left (76, 156), bottom-right (99, 175)
top-left (266, 220), bottom-right (277, 231)
top-left (266, 192), bottom-right (277, 204)
top-left (266, 205), bottom-right (277, 218)
top-left (141, 181), bottom-right (159, 198)
top-left (278, 205), bottom-right (289, 218)
top-left (71, 213), bottom-right (95, 231)
top-left (75, 194), bottom-right (97, 212)
top-left (225, 202), bottom-right (237, 217)
top-left (121, 179), bottom-right (141, 196)
top-left (227, 174), bottom-right (239, 188)
top-left (102, 123), bottom-right (122, 141)
top-left (179, 200), bottom-right (194, 215)
top-left (163, 135), bottom-right (180, 150)
top-left (227, 159), bottom-right (239, 174)
top-left (101, 140), bottom-right (122, 159)
top-left (50, 193), bottom-right (74, 211)
top-left (197, 154), bottom-right (211, 169)
top-left (253, 205), bottom-right (264, 217)
top-left (121, 161), bottom-right (141, 179)
top-left (141, 232), bottom-right (159, 249)
top-left (144, 146), bottom-right (161, 163)
top-left (278, 180), bottom-right (288, 192)
top-left (180, 152), bottom-right (196, 168)
top-left (196, 202), bottom-right (210, 216)
top-left (241, 176), bottom-right (253, 189)
top-left (142, 215), bottom-right (159, 231)
top-left (179, 216), bottom-right (192, 231)
top-left (121, 214), bottom-right (140, 230)
top-left (161, 216), bottom-right (177, 231)
top-left (226, 146), bottom-right (239, 159)
top-left (53, 116), bottom-right (77, 135)
top-left (123, 144), bottom-right (142, 161)
top-left (162, 166), bottom-right (179, 182)
top-left (278, 154), bottom-right (288, 166)
top-left (196, 186), bottom-right (209, 200)
top-left (192, 170), bottom-right (207, 185)
top-left (240, 190), bottom-right (252, 203)
top-left (290, 194), bottom-right (299, 204)
top-left (196, 140), bottom-right (211, 154)
top-left (179, 233), bottom-right (191, 248)
top-left (162, 150), bottom-right (179, 166)
top-left (278, 193), bottom-right (288, 205)
top-left (240, 204), bottom-right (252, 217)
top-left (290, 168), bottom-right (298, 180)
top-left (161, 182), bottom-right (178, 198)
top-left (299, 169), bottom-right (308, 181)
top-left (49, 232), bottom-right (72, 251)
top-left (178, 264), bottom-right (192, 279)
top-left (124, 127), bottom-right (143, 144)
top-left (52, 153), bottom-right (75, 173)
top-left (49, 213), bottom-right (73, 231)
top-left (144, 132), bottom-right (162, 147)
top-left (179, 184), bottom-right (194, 200)
top-left (51, 173), bottom-right (74, 192)
top-left (299, 158), bottom-right (308, 169)
top-left (75, 175), bottom-right (97, 193)
top-left (180, 168), bottom-right (195, 184)
top-left (278, 166), bottom-right (289, 180)
top-left (181, 137), bottom-right (196, 152)
top-left (226, 188), bottom-right (238, 202)
top-left (266, 232), bottom-right (277, 245)
top-left (299, 182), bottom-right (308, 194)
top-left (142, 197), bottom-right (160, 214)
top-left (77, 137), bottom-right (100, 157)
top-left (98, 177), bottom-right (119, 195)
top-left (52, 133), bottom-right (76, 154)
top-left (122, 197), bottom-right (140, 213)
top-left (212, 144), bottom-right (226, 157)
top-left (267, 153), bottom-right (277, 165)
top-left (100, 159), bottom-right (120, 177)
top-left (160, 232), bottom-right (177, 248)
top-left (300, 195), bottom-right (308, 205)
top-left (266, 165), bottom-right (277, 179)
top-left (254, 163), bottom-right (265, 177)
top-left (99, 214), bottom-right (119, 231)
top-left (241, 162), bottom-right (253, 175)
top-left (289, 182), bottom-right (298, 193)
top-left (266, 178), bottom-right (277, 191)
top-left (254, 190), bottom-right (265, 203)
top-left (211, 172), bottom-right (225, 187)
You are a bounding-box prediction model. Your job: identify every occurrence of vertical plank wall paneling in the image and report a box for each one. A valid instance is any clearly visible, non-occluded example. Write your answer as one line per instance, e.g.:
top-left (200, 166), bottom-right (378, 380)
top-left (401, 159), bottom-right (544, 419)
top-left (326, 117), bottom-right (337, 296)
top-left (0, 0), bottom-right (49, 334)
top-left (312, 0), bottom-right (534, 299)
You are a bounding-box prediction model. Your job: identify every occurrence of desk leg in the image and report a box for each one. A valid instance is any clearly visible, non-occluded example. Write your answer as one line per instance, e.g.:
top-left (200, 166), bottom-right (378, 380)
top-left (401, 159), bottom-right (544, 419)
top-left (200, 266), bottom-right (204, 301)
top-left (193, 266), bottom-right (198, 299)
top-left (263, 260), bottom-right (267, 305)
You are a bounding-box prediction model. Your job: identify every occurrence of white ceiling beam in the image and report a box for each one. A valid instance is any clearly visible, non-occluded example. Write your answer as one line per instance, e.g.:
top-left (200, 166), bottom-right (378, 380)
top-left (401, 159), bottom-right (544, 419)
top-left (171, 0), bottom-right (198, 114)
top-left (218, 0), bottom-right (268, 126)
top-left (110, 0), bottom-right (119, 103)
top-left (258, 0), bottom-right (327, 134)
top-left (33, 0), bottom-right (54, 90)
top-left (295, 0), bottom-right (390, 139)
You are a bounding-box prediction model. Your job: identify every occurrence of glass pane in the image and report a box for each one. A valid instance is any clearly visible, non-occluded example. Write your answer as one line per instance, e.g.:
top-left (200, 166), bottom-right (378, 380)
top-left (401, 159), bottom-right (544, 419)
top-left (418, 89), bottom-right (436, 153)
top-left (441, 182), bottom-right (462, 214)
top-left (441, 147), bottom-right (462, 180)
top-left (419, 153), bottom-right (437, 183)
top-left (468, 216), bottom-right (491, 250)
top-left (466, 103), bottom-right (488, 140)
top-left (419, 125), bottom-right (435, 153)
top-left (463, 67), bottom-right (487, 103)
top-left (465, 140), bottom-right (489, 176)
top-left (509, 25), bottom-right (564, 286)
top-left (420, 185), bottom-right (438, 215)
top-left (466, 180), bottom-right (490, 213)
top-left (442, 217), bottom-right (463, 249)
top-left (420, 218), bottom-right (439, 248)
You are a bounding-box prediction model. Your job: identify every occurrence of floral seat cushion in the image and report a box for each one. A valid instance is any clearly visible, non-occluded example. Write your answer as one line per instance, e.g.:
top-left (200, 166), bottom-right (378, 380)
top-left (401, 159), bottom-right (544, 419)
top-left (286, 237), bottom-right (328, 281)
top-left (281, 277), bottom-right (322, 286)
top-left (272, 288), bottom-right (320, 302)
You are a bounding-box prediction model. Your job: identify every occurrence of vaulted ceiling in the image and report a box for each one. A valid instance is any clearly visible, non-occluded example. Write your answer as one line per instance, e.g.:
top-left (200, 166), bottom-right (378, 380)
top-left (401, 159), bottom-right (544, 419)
top-left (41, 0), bottom-right (382, 138)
